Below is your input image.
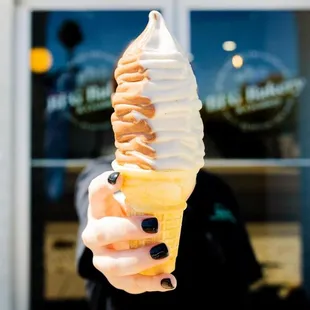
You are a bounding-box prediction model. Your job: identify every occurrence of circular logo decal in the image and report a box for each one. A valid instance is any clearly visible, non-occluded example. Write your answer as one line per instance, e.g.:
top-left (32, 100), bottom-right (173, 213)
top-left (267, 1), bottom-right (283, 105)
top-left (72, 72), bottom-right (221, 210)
top-left (46, 50), bottom-right (116, 131)
top-left (204, 50), bottom-right (306, 131)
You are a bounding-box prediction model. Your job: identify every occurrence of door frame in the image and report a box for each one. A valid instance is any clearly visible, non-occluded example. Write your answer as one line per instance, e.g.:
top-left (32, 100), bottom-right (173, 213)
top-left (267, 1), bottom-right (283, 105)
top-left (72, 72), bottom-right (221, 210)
top-left (178, 0), bottom-right (310, 56)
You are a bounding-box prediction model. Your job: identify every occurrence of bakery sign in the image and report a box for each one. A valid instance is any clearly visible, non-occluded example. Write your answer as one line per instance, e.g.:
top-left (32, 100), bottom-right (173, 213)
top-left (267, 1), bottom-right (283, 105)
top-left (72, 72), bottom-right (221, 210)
top-left (45, 51), bottom-right (115, 131)
top-left (203, 50), bottom-right (306, 131)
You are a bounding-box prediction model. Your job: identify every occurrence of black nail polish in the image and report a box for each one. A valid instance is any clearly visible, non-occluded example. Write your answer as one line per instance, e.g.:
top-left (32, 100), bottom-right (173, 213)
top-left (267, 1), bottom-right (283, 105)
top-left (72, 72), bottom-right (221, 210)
top-left (161, 278), bottom-right (174, 290)
top-left (150, 243), bottom-right (169, 260)
top-left (141, 218), bottom-right (158, 234)
top-left (108, 172), bottom-right (120, 185)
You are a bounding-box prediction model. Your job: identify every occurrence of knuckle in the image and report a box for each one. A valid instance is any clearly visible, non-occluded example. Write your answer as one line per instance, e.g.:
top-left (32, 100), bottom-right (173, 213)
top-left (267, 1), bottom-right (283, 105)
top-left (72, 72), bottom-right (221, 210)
top-left (109, 281), bottom-right (140, 294)
top-left (124, 288), bottom-right (142, 295)
top-left (81, 226), bottom-right (91, 247)
top-left (82, 221), bottom-right (108, 247)
top-left (88, 177), bottom-right (98, 195)
top-left (92, 256), bottom-right (122, 277)
top-left (92, 256), bottom-right (102, 272)
top-left (135, 276), bottom-right (153, 293)
top-left (93, 221), bottom-right (107, 245)
top-left (105, 261), bottom-right (122, 277)
top-left (88, 171), bottom-right (111, 193)
top-left (109, 280), bottom-right (127, 292)
top-left (88, 177), bottom-right (110, 206)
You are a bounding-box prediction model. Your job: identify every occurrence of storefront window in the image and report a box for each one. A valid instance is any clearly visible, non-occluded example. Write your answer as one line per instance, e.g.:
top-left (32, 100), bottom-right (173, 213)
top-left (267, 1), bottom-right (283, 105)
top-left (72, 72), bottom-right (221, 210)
top-left (190, 10), bottom-right (303, 158)
top-left (29, 7), bottom-right (310, 309)
top-left (188, 9), bottom-right (310, 302)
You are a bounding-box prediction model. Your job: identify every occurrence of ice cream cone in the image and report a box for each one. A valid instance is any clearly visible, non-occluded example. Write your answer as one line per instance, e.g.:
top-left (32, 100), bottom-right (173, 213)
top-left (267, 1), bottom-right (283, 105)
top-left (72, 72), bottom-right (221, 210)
top-left (112, 160), bottom-right (197, 275)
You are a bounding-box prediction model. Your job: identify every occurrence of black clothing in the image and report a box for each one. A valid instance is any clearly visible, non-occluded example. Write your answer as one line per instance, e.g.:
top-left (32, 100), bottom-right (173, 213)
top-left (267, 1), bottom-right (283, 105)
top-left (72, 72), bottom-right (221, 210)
top-left (75, 157), bottom-right (262, 310)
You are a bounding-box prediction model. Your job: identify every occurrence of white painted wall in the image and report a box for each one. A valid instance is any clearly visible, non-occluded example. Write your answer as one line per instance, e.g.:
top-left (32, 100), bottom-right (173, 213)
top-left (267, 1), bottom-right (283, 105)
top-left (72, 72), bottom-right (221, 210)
top-left (0, 1), bottom-right (14, 310)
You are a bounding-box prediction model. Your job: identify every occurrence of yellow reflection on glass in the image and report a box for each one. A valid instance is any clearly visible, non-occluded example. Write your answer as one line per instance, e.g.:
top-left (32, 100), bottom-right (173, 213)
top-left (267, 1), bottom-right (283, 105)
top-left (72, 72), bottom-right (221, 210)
top-left (222, 41), bottom-right (237, 52)
top-left (232, 54), bottom-right (243, 69)
top-left (30, 47), bottom-right (53, 74)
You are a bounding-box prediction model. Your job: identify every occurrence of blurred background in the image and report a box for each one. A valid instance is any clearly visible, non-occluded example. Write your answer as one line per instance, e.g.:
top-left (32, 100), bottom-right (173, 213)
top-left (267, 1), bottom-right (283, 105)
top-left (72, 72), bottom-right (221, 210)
top-left (2, 0), bottom-right (310, 309)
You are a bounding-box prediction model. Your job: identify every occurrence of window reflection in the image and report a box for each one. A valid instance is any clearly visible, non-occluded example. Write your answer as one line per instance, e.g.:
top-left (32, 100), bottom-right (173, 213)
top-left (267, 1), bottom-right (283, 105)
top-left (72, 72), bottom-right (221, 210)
top-left (191, 11), bottom-right (306, 158)
top-left (189, 9), bottom-right (310, 304)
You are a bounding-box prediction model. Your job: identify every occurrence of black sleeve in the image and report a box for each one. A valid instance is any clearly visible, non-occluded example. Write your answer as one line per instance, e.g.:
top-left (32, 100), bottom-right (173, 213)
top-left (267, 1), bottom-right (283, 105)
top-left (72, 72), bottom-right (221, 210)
top-left (74, 158), bottom-right (112, 282)
top-left (187, 170), bottom-right (262, 297)
top-left (203, 170), bottom-right (261, 283)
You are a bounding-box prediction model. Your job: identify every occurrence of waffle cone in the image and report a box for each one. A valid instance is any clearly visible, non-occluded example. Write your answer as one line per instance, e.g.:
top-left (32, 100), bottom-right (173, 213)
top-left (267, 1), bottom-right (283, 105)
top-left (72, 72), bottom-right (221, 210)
top-left (112, 161), bottom-right (196, 275)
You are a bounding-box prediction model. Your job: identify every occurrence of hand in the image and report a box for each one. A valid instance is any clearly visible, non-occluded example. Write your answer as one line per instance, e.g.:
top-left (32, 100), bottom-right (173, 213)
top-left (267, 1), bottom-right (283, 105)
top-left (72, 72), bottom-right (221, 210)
top-left (82, 171), bottom-right (177, 294)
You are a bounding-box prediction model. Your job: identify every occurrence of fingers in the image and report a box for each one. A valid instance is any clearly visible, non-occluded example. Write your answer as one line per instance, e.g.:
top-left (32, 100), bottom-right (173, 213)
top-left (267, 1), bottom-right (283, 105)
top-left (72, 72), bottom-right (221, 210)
top-left (88, 171), bottom-right (124, 218)
top-left (82, 216), bottom-right (159, 248)
top-left (86, 171), bottom-right (177, 294)
top-left (109, 273), bottom-right (177, 294)
top-left (92, 243), bottom-right (170, 277)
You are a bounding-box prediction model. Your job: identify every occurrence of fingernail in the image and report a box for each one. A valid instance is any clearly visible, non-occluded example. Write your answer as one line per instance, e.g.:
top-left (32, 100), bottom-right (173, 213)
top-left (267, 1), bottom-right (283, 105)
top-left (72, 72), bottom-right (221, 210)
top-left (108, 172), bottom-right (120, 185)
top-left (161, 278), bottom-right (174, 290)
top-left (141, 218), bottom-right (158, 234)
top-left (150, 243), bottom-right (169, 260)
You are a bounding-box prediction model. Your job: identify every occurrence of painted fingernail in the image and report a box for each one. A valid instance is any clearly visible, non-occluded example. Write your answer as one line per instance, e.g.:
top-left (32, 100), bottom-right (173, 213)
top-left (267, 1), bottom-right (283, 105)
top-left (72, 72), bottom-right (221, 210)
top-left (141, 218), bottom-right (158, 234)
top-left (161, 278), bottom-right (174, 290)
top-left (150, 243), bottom-right (169, 260)
top-left (107, 172), bottom-right (120, 185)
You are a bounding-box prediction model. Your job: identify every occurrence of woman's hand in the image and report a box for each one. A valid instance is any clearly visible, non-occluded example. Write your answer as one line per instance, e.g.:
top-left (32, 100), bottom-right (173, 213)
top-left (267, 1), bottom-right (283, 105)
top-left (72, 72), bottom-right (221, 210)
top-left (81, 171), bottom-right (176, 294)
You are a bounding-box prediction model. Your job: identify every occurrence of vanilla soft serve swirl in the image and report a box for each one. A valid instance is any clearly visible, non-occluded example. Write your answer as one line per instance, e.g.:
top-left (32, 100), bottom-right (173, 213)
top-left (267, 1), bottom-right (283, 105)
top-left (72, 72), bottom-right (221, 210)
top-left (111, 11), bottom-right (205, 171)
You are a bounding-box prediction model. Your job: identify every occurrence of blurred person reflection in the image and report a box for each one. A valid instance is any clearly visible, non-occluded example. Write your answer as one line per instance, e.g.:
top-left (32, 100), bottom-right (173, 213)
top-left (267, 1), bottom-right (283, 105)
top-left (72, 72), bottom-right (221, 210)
top-left (74, 57), bottom-right (262, 310)
top-left (44, 20), bottom-right (83, 202)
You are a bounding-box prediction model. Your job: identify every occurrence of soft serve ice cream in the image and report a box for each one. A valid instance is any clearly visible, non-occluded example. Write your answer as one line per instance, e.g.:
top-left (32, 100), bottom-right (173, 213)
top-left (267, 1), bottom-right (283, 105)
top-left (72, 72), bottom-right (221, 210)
top-left (111, 11), bottom-right (205, 275)
top-left (111, 10), bottom-right (205, 172)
